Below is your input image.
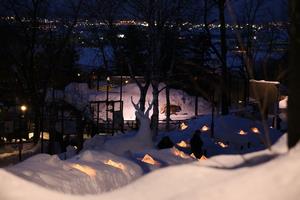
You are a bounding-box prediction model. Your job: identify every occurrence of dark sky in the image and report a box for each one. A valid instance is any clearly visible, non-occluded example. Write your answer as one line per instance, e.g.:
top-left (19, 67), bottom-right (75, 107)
top-left (0, 0), bottom-right (288, 22)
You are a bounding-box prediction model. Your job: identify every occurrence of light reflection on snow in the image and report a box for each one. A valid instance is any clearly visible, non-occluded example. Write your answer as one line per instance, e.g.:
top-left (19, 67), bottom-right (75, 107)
top-left (71, 164), bottom-right (97, 177)
top-left (177, 141), bottom-right (190, 148)
top-left (171, 148), bottom-right (190, 159)
top-left (139, 154), bottom-right (160, 166)
top-left (190, 153), bottom-right (208, 160)
top-left (217, 142), bottom-right (229, 148)
top-left (104, 160), bottom-right (126, 170)
top-left (180, 122), bottom-right (188, 130)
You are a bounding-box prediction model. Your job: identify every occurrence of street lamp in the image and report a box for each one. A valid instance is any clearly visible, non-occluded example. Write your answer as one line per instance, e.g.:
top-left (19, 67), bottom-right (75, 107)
top-left (20, 105), bottom-right (27, 112)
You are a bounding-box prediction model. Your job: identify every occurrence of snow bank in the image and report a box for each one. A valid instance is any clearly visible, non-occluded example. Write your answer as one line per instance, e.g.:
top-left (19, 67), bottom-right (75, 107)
top-left (159, 115), bottom-right (283, 156)
top-left (1, 134), bottom-right (300, 200)
top-left (5, 149), bottom-right (143, 195)
top-left (279, 96), bottom-right (288, 109)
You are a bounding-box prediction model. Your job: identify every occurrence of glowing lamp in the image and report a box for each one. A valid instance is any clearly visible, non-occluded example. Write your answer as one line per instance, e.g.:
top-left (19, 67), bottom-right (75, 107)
top-left (190, 153), bottom-right (208, 160)
top-left (180, 122), bottom-right (188, 130)
top-left (140, 154), bottom-right (160, 166)
top-left (251, 127), bottom-right (260, 134)
top-left (20, 105), bottom-right (27, 112)
top-left (28, 132), bottom-right (34, 139)
top-left (200, 155), bottom-right (208, 160)
top-left (238, 130), bottom-right (247, 135)
top-left (177, 141), bottom-right (189, 148)
top-left (217, 142), bottom-right (228, 148)
top-left (201, 125), bottom-right (209, 132)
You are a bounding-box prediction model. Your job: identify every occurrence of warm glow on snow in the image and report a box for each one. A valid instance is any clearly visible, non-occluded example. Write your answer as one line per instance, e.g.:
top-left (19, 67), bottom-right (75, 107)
top-left (71, 164), bottom-right (97, 177)
top-left (177, 141), bottom-right (190, 148)
top-left (180, 122), bottom-right (188, 130)
top-left (251, 127), bottom-right (260, 134)
top-left (238, 130), bottom-right (247, 135)
top-left (104, 160), bottom-right (126, 170)
top-left (190, 153), bottom-right (208, 160)
top-left (171, 148), bottom-right (190, 159)
top-left (140, 154), bottom-right (160, 166)
top-left (200, 155), bottom-right (208, 160)
top-left (217, 142), bottom-right (229, 148)
top-left (201, 125), bottom-right (209, 132)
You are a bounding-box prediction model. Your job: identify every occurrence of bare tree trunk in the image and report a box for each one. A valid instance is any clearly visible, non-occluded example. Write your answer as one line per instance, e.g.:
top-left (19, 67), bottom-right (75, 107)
top-left (219, 0), bottom-right (229, 115)
top-left (165, 85), bottom-right (171, 131)
top-left (288, 0), bottom-right (300, 148)
top-left (151, 81), bottom-right (160, 138)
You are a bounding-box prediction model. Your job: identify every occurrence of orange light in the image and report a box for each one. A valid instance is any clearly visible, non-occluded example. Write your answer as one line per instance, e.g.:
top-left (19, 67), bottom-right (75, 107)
top-left (171, 148), bottom-right (190, 159)
top-left (177, 141), bottom-right (190, 148)
top-left (104, 160), bottom-right (125, 170)
top-left (20, 105), bottom-right (27, 112)
top-left (238, 130), bottom-right (247, 135)
top-left (200, 155), bottom-right (208, 160)
top-left (251, 127), bottom-right (260, 134)
top-left (71, 164), bottom-right (96, 177)
top-left (217, 142), bottom-right (229, 148)
top-left (180, 122), bottom-right (188, 130)
top-left (201, 125), bottom-right (209, 132)
top-left (190, 153), bottom-right (208, 160)
top-left (140, 154), bottom-right (160, 166)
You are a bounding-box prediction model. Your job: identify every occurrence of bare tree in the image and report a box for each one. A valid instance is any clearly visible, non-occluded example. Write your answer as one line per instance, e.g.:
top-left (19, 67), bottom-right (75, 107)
top-left (0, 0), bottom-right (83, 147)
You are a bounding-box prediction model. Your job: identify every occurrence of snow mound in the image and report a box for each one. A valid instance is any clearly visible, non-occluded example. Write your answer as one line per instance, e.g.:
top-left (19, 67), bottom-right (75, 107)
top-left (6, 149), bottom-right (143, 195)
top-left (1, 134), bottom-right (300, 200)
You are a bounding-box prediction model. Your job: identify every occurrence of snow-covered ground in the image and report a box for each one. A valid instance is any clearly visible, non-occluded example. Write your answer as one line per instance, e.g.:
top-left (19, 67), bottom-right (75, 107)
top-left (0, 113), bottom-right (294, 200)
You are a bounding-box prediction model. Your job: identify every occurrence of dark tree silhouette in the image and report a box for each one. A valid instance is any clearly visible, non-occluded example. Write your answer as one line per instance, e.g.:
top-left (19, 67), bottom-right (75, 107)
top-left (288, 0), bottom-right (300, 148)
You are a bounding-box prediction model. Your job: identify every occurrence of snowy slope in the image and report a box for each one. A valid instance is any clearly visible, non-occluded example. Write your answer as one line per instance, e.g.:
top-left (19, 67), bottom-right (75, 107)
top-left (1, 134), bottom-right (299, 200)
